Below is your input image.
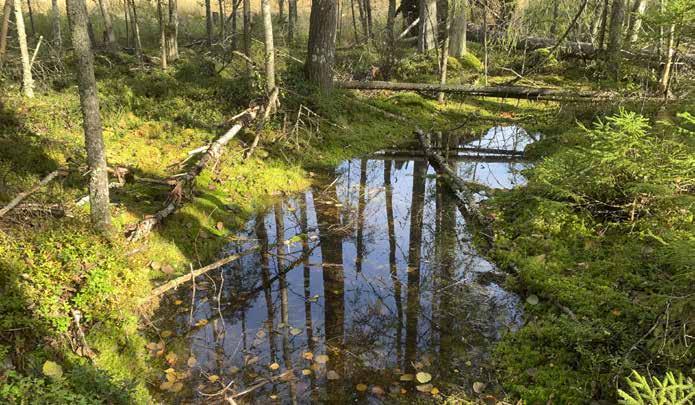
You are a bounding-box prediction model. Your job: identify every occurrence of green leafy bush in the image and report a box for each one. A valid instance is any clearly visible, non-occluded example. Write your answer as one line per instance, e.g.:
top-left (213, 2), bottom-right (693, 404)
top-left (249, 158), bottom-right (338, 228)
top-left (618, 370), bottom-right (694, 404)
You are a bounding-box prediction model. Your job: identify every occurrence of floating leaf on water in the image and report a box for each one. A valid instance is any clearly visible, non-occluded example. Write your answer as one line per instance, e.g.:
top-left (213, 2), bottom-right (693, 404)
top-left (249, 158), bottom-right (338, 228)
top-left (256, 330), bottom-right (266, 339)
top-left (252, 338), bottom-right (263, 347)
top-left (326, 370), bottom-right (340, 380)
top-left (229, 366), bottom-right (240, 374)
top-left (413, 362), bottom-right (424, 370)
top-left (303, 352), bottom-right (313, 361)
top-left (194, 319), bottom-right (209, 327)
top-left (308, 294), bottom-right (320, 302)
top-left (526, 294), bottom-right (539, 305)
top-left (42, 361), bottom-right (63, 379)
top-left (311, 363), bottom-right (321, 371)
top-left (399, 374), bottom-right (414, 382)
top-left (472, 381), bottom-right (486, 394)
top-left (416, 384), bottom-right (433, 392)
top-left (166, 372), bottom-right (177, 382)
top-left (146, 342), bottom-right (159, 351)
top-left (161, 330), bottom-right (173, 338)
top-left (356, 383), bottom-right (368, 392)
top-left (371, 386), bottom-right (385, 396)
top-left (165, 368), bottom-right (175, 374)
top-left (246, 356), bottom-right (259, 365)
top-left (170, 382), bottom-right (183, 392)
top-left (278, 322), bottom-right (288, 329)
top-left (465, 360), bottom-right (472, 367)
top-left (208, 375), bottom-right (219, 383)
top-left (400, 388), bottom-right (407, 394)
top-left (290, 328), bottom-right (302, 336)
top-left (269, 362), bottom-right (280, 371)
top-left (416, 372), bottom-right (432, 384)
top-left (187, 356), bottom-right (197, 367)
top-left (174, 299), bottom-right (183, 305)
top-left (165, 352), bottom-right (178, 365)
top-left (159, 381), bottom-right (173, 391)
top-left (430, 387), bottom-right (440, 395)
top-left (161, 264), bottom-right (175, 274)
top-left (302, 369), bottom-right (312, 376)
top-left (315, 354), bottom-right (329, 364)
top-left (269, 394), bottom-right (278, 400)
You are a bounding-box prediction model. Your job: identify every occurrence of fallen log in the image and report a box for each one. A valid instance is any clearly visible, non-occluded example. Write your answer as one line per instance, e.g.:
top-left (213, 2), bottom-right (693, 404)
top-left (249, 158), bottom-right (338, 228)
top-left (0, 169), bottom-right (67, 217)
top-left (336, 80), bottom-right (616, 101)
top-left (376, 146), bottom-right (525, 156)
top-left (126, 106), bottom-right (260, 241)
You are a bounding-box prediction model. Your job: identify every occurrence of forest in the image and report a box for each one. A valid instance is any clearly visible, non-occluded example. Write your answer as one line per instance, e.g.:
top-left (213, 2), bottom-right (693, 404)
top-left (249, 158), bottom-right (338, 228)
top-left (0, 0), bottom-right (694, 402)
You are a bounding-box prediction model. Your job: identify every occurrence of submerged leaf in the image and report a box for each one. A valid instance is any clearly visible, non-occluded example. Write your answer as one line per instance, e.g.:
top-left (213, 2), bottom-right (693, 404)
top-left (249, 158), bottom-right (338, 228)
top-left (326, 370), bottom-right (340, 380)
top-left (416, 372), bottom-right (432, 384)
top-left (356, 383), bottom-right (368, 392)
top-left (315, 354), bottom-right (329, 364)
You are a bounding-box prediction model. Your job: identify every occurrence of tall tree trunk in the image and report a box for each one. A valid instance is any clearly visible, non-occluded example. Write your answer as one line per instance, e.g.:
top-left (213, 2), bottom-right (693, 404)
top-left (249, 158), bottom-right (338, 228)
top-left (386, 0), bottom-right (396, 44)
top-left (597, 0), bottom-right (609, 50)
top-left (438, 0), bottom-right (450, 103)
top-left (350, 0), bottom-right (360, 43)
top-left (26, 0), bottom-right (34, 36)
top-left (51, 0), bottom-right (62, 53)
top-left (658, 23), bottom-right (674, 97)
top-left (606, 0), bottom-right (626, 79)
top-left (449, 0), bottom-right (466, 57)
top-left (356, 0), bottom-right (367, 41)
top-left (158, 0), bottom-right (167, 69)
top-left (167, 0), bottom-right (178, 60)
top-left (278, 0), bottom-right (284, 22)
top-left (288, 0), bottom-right (296, 43)
top-left (205, 0), bottom-right (212, 45)
top-left (231, 0), bottom-right (238, 49)
top-left (1, 0), bottom-right (13, 62)
top-left (242, 0), bottom-right (250, 70)
top-left (218, 0), bottom-right (225, 41)
top-left (97, 0), bottom-right (116, 44)
top-left (624, 0), bottom-right (644, 47)
top-left (482, 0), bottom-right (488, 84)
top-left (128, 0), bottom-right (142, 63)
top-left (124, 0), bottom-right (129, 47)
top-left (418, 0), bottom-right (437, 52)
top-left (364, 0), bottom-right (373, 39)
top-left (261, 0), bottom-right (275, 92)
top-left (305, 0), bottom-right (338, 91)
top-left (14, 0), bottom-right (33, 97)
top-left (67, 0), bottom-right (112, 234)
top-left (549, 0), bottom-right (559, 36)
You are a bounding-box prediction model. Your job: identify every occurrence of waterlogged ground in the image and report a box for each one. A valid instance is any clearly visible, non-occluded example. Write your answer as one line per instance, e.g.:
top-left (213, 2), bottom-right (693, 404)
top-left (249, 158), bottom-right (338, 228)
top-left (149, 126), bottom-right (536, 403)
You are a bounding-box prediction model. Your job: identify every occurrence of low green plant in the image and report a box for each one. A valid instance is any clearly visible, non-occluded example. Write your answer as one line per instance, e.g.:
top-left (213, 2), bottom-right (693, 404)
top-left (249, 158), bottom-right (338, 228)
top-left (618, 370), bottom-right (695, 405)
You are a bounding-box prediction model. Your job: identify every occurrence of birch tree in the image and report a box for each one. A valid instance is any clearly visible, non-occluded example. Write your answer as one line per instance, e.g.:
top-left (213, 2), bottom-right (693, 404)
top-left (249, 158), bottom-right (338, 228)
top-left (205, 0), bottom-right (212, 45)
top-left (0, 0), bottom-right (12, 62)
top-left (261, 0), bottom-right (275, 92)
top-left (449, 0), bottom-right (467, 57)
top-left (96, 0), bottom-right (116, 44)
top-left (167, 0), bottom-right (178, 60)
top-left (14, 0), bottom-right (33, 97)
top-left (51, 0), bottom-right (62, 53)
top-left (67, 0), bottom-right (112, 234)
top-left (625, 0), bottom-right (646, 46)
top-left (606, 0), bottom-right (626, 79)
top-left (418, 0), bottom-right (437, 52)
top-left (305, 0), bottom-right (338, 91)
top-left (158, 0), bottom-right (167, 69)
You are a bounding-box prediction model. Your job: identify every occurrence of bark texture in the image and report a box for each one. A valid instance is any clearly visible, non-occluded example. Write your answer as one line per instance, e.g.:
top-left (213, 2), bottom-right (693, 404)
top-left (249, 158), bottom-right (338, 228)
top-left (14, 0), bottom-right (33, 97)
top-left (0, 0), bottom-right (13, 61)
top-left (167, 0), bottom-right (178, 60)
top-left (606, 0), bottom-right (626, 79)
top-left (625, 0), bottom-right (645, 46)
top-left (68, 0), bottom-right (112, 233)
top-left (97, 0), bottom-right (116, 44)
top-left (51, 0), bottom-right (62, 52)
top-left (305, 0), bottom-right (338, 91)
top-left (205, 0), bottom-right (213, 45)
top-left (449, 0), bottom-right (466, 57)
top-left (158, 0), bottom-right (167, 69)
top-left (418, 0), bottom-right (437, 52)
top-left (261, 0), bottom-right (275, 92)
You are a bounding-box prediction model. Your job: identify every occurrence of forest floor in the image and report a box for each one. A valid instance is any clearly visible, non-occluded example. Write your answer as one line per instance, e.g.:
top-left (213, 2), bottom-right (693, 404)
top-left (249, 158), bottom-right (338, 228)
top-left (1, 40), bottom-right (693, 403)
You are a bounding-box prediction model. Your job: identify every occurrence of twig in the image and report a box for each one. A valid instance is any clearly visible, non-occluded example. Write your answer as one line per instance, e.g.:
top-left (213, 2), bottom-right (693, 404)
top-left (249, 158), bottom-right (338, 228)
top-left (0, 169), bottom-right (66, 217)
top-left (227, 370), bottom-right (293, 400)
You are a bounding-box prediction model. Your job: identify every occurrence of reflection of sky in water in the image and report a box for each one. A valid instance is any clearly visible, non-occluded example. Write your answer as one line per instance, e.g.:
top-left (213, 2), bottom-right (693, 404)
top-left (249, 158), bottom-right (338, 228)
top-left (154, 128), bottom-right (530, 403)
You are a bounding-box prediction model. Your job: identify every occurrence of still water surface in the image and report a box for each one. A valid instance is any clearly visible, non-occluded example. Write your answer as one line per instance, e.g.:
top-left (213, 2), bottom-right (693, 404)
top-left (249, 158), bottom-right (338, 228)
top-left (152, 126), bottom-right (535, 403)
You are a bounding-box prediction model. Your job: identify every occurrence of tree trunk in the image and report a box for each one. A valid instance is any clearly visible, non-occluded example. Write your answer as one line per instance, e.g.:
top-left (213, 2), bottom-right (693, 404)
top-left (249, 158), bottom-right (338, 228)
top-left (97, 0), bottom-right (116, 44)
top-left (658, 23), bottom-right (674, 97)
top-left (386, 0), bottom-right (396, 45)
top-left (305, 0), bottom-right (338, 92)
top-left (597, 0), bottom-right (609, 50)
top-left (167, 0), bottom-right (178, 60)
top-left (549, 0), bottom-right (559, 36)
top-left (123, 0), bottom-right (129, 47)
top-left (14, 0), bottom-right (33, 97)
top-left (356, 0), bottom-right (367, 41)
top-left (438, 0), bottom-right (450, 103)
top-left (158, 0), bottom-right (167, 69)
top-left (449, 0), bottom-right (466, 57)
top-left (606, 0), bottom-right (626, 79)
top-left (365, 0), bottom-right (373, 39)
top-left (51, 0), bottom-right (62, 53)
top-left (261, 0), bottom-right (275, 92)
top-left (350, 0), bottom-right (360, 43)
top-left (26, 0), bottom-right (34, 36)
top-left (482, 0), bottom-right (488, 84)
top-left (278, 0), bottom-right (284, 21)
top-left (0, 0), bottom-right (13, 62)
top-left (128, 0), bottom-right (142, 63)
top-left (242, 0), bottom-right (250, 70)
top-left (231, 0), bottom-right (238, 49)
top-left (205, 0), bottom-right (212, 45)
top-left (67, 0), bottom-right (112, 234)
top-left (288, 0), bottom-right (296, 43)
top-left (218, 0), bottom-right (225, 41)
top-left (418, 0), bottom-right (437, 52)
top-left (624, 0), bottom-right (644, 47)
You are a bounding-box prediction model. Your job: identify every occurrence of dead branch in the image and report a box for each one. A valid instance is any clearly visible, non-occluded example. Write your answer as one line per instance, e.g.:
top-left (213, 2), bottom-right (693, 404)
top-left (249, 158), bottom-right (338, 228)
top-left (126, 106), bottom-right (260, 241)
top-left (0, 169), bottom-right (66, 218)
top-left (245, 87), bottom-right (280, 159)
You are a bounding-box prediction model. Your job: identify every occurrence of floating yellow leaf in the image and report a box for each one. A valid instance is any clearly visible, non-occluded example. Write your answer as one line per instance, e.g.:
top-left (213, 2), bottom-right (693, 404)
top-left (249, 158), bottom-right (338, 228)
top-left (315, 354), bottom-right (329, 364)
top-left (326, 370), bottom-right (340, 380)
top-left (161, 330), bottom-right (173, 338)
top-left (165, 352), bottom-right (178, 365)
top-left (194, 319), bottom-right (209, 327)
top-left (356, 383), bottom-right (368, 392)
top-left (159, 381), bottom-right (173, 391)
top-left (303, 351), bottom-right (314, 361)
top-left (269, 362), bottom-right (280, 371)
top-left (208, 375), bottom-right (219, 383)
top-left (256, 330), bottom-right (266, 339)
top-left (187, 356), bottom-right (197, 367)
top-left (399, 373), bottom-right (414, 381)
top-left (165, 368), bottom-right (175, 374)
top-left (416, 383), bottom-right (433, 392)
top-left (42, 361), bottom-right (63, 379)
top-left (146, 342), bottom-right (159, 350)
top-left (174, 299), bottom-right (183, 305)
top-left (302, 369), bottom-right (312, 376)
top-left (290, 328), bottom-right (302, 336)
top-left (229, 366), bottom-right (240, 374)
top-left (170, 382), bottom-right (184, 392)
top-left (166, 372), bottom-right (177, 382)
top-left (431, 387), bottom-right (440, 395)
top-left (416, 372), bottom-right (432, 384)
